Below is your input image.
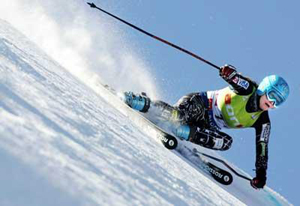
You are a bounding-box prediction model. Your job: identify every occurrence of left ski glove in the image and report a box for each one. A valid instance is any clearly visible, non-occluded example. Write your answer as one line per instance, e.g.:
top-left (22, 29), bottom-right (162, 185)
top-left (220, 64), bottom-right (237, 82)
top-left (250, 169), bottom-right (267, 189)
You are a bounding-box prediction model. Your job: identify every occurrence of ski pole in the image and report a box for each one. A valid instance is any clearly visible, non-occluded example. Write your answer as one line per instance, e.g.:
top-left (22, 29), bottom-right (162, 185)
top-left (87, 2), bottom-right (221, 70)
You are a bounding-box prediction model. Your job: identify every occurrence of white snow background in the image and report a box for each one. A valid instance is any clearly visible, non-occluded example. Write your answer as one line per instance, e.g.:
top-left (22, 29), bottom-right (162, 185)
top-left (0, 0), bottom-right (294, 206)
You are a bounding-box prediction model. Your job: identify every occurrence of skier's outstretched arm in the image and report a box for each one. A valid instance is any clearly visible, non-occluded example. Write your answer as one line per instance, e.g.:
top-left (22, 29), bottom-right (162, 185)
top-left (219, 65), bottom-right (257, 95)
top-left (251, 112), bottom-right (271, 189)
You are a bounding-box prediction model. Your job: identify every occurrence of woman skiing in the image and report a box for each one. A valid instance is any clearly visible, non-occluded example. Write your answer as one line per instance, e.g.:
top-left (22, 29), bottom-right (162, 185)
top-left (123, 65), bottom-right (289, 189)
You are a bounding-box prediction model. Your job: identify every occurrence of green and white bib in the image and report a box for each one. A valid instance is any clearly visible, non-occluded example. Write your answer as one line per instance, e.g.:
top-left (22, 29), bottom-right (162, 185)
top-left (208, 87), bottom-right (263, 129)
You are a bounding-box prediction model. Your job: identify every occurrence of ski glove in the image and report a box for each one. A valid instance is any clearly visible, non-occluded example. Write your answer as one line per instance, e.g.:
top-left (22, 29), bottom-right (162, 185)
top-left (220, 64), bottom-right (237, 82)
top-left (250, 169), bottom-right (267, 189)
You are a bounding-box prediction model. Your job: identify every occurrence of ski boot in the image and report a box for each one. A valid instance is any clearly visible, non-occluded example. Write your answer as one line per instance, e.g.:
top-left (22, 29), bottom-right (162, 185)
top-left (124, 91), bottom-right (151, 113)
top-left (174, 125), bottom-right (191, 140)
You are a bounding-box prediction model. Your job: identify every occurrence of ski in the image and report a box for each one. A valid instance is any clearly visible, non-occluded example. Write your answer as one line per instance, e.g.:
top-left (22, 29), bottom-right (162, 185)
top-left (156, 130), bottom-right (178, 150)
top-left (179, 146), bottom-right (233, 185)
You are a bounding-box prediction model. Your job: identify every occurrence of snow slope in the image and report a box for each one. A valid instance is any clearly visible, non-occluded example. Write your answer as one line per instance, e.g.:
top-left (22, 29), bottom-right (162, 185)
top-left (0, 20), bottom-right (292, 206)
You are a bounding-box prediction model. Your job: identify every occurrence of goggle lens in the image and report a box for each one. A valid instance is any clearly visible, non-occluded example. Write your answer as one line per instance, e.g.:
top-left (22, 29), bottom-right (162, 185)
top-left (267, 90), bottom-right (284, 107)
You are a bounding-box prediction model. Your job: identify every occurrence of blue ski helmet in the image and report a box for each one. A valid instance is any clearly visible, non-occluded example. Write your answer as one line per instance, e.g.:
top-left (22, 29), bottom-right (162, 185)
top-left (257, 75), bottom-right (290, 107)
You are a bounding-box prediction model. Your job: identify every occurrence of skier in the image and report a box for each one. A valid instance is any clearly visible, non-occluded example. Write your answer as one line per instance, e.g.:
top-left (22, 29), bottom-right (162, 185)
top-left (123, 65), bottom-right (289, 189)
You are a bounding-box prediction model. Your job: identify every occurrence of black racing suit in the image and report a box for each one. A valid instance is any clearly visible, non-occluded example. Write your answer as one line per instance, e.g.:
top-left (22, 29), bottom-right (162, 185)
top-left (174, 73), bottom-right (270, 178)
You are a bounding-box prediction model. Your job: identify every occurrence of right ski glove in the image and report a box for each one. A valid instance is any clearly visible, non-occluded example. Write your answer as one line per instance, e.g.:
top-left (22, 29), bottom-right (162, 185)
top-left (250, 168), bottom-right (267, 189)
top-left (220, 64), bottom-right (237, 82)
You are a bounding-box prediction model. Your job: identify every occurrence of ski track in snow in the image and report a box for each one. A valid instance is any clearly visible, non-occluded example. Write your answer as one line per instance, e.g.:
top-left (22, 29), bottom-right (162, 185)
top-left (0, 20), bottom-right (292, 206)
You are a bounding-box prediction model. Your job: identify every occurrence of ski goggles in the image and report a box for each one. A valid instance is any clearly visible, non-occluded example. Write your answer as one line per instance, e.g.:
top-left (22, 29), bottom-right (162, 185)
top-left (266, 90), bottom-right (285, 107)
